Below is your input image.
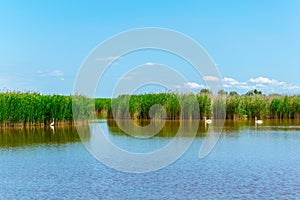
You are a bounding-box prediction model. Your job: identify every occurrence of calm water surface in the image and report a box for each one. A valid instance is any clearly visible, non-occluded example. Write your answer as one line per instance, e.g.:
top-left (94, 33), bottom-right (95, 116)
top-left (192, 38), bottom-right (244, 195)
top-left (0, 120), bottom-right (300, 199)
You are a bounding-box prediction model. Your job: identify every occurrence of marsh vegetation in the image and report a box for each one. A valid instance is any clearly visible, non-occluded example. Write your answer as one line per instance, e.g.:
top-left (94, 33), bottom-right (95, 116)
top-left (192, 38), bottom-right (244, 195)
top-left (1, 90), bottom-right (300, 126)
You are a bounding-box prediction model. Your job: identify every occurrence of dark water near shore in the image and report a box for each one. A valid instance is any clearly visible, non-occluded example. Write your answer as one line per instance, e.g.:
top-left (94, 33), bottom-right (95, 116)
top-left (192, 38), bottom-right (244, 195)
top-left (0, 120), bottom-right (300, 199)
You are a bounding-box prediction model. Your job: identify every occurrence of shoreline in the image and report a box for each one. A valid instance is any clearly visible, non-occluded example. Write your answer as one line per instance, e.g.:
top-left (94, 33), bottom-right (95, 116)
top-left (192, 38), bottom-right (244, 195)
top-left (1, 118), bottom-right (300, 129)
top-left (0, 120), bottom-right (90, 128)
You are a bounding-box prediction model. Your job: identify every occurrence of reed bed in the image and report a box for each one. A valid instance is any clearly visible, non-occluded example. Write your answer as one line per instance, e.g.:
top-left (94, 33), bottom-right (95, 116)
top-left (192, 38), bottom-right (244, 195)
top-left (96, 93), bottom-right (300, 120)
top-left (0, 92), bottom-right (75, 126)
top-left (226, 94), bottom-right (300, 119)
top-left (1, 91), bottom-right (300, 127)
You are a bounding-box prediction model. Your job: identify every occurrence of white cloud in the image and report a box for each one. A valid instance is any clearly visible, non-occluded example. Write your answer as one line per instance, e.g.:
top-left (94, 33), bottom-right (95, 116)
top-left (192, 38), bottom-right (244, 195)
top-left (223, 77), bottom-right (251, 90)
top-left (254, 83), bottom-right (267, 88)
top-left (249, 77), bottom-right (282, 85)
top-left (203, 76), bottom-right (220, 82)
top-left (223, 77), bottom-right (247, 86)
top-left (248, 77), bottom-right (287, 88)
top-left (223, 77), bottom-right (239, 85)
top-left (184, 82), bottom-right (204, 89)
top-left (222, 76), bottom-right (300, 94)
top-left (248, 76), bottom-right (299, 91)
top-left (282, 84), bottom-right (300, 90)
top-left (249, 77), bottom-right (272, 84)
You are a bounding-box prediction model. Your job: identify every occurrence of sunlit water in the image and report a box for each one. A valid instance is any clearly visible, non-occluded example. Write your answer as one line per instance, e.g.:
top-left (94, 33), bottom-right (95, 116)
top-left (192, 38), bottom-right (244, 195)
top-left (1, 120), bottom-right (300, 199)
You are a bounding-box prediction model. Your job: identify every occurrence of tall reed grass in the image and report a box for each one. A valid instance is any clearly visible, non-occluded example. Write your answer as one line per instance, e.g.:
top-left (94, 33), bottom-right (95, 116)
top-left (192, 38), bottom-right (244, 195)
top-left (1, 91), bottom-right (300, 127)
top-left (226, 94), bottom-right (300, 119)
top-left (96, 93), bottom-right (300, 120)
top-left (0, 92), bottom-right (73, 126)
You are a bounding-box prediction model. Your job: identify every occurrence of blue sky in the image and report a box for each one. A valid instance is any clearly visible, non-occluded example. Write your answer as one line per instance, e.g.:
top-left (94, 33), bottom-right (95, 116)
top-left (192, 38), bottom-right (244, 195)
top-left (0, 0), bottom-right (300, 96)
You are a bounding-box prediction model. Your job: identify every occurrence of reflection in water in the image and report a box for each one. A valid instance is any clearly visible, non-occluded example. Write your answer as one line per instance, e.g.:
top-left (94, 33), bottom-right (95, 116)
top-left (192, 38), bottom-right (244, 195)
top-left (107, 119), bottom-right (300, 138)
top-left (50, 125), bottom-right (55, 133)
top-left (0, 126), bottom-right (81, 147)
top-left (1, 119), bottom-right (300, 148)
top-left (107, 119), bottom-right (207, 137)
top-left (223, 119), bottom-right (300, 133)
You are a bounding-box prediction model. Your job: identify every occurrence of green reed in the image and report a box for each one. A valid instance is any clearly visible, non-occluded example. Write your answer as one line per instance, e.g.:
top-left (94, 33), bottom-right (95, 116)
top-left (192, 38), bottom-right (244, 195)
top-left (0, 92), bottom-right (73, 126)
top-left (1, 91), bottom-right (300, 127)
top-left (226, 94), bottom-right (300, 119)
top-left (97, 93), bottom-right (212, 120)
top-left (96, 93), bottom-right (300, 120)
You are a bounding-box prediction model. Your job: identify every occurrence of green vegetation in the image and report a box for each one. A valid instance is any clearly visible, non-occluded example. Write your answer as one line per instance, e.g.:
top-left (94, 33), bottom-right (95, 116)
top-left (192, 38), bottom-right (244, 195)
top-left (226, 94), bottom-right (300, 119)
top-left (1, 90), bottom-right (300, 127)
top-left (96, 93), bottom-right (218, 120)
top-left (0, 92), bottom-right (73, 126)
top-left (100, 93), bottom-right (207, 120)
top-left (0, 91), bottom-right (95, 126)
top-left (96, 92), bottom-right (300, 120)
top-left (95, 98), bottom-right (111, 118)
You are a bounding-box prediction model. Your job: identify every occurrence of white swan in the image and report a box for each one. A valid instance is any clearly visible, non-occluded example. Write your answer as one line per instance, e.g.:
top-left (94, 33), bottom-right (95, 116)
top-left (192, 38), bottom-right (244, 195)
top-left (50, 124), bottom-right (55, 133)
top-left (50, 118), bottom-right (55, 127)
top-left (255, 116), bottom-right (263, 124)
top-left (204, 117), bottom-right (212, 124)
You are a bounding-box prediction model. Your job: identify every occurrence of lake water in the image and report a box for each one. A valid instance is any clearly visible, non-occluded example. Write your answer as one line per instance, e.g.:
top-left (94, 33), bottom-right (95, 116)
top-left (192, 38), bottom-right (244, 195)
top-left (1, 120), bottom-right (300, 199)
